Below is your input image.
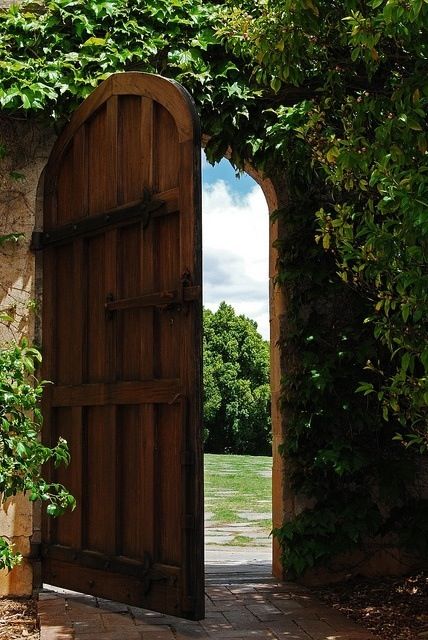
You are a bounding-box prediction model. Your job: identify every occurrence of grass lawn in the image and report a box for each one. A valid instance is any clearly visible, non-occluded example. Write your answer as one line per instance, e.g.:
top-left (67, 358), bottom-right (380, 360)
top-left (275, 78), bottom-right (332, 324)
top-left (204, 453), bottom-right (272, 545)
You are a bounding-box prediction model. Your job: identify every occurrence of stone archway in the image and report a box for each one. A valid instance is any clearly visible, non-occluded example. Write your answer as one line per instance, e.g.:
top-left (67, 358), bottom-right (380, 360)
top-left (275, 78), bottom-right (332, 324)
top-left (240, 164), bottom-right (285, 580)
top-left (202, 141), bottom-right (286, 579)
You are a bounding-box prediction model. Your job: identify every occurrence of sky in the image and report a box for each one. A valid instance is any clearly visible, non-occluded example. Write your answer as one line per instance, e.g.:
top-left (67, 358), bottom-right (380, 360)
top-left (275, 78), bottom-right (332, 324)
top-left (202, 154), bottom-right (270, 341)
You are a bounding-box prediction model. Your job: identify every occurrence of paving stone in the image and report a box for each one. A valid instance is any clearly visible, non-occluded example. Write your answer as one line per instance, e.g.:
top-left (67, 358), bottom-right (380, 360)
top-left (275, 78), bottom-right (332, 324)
top-left (101, 612), bottom-right (139, 628)
top-left (40, 625), bottom-right (74, 640)
top-left (228, 586), bottom-right (258, 594)
top-left (267, 618), bottom-right (310, 635)
top-left (247, 603), bottom-right (283, 621)
top-left (200, 611), bottom-right (234, 633)
top-left (75, 631), bottom-right (141, 640)
top-left (222, 609), bottom-right (267, 630)
top-left (271, 599), bottom-right (304, 613)
top-left (173, 623), bottom-right (210, 638)
top-left (210, 600), bottom-right (244, 611)
top-left (139, 628), bottom-right (176, 639)
top-left (39, 592), bottom-right (61, 601)
top-left (65, 593), bottom-right (98, 607)
top-left (133, 623), bottom-right (173, 633)
top-left (295, 618), bottom-right (348, 640)
top-left (72, 616), bottom-right (106, 633)
top-left (38, 598), bottom-right (67, 611)
top-left (321, 634), bottom-right (376, 640)
top-left (37, 615), bottom-right (72, 627)
top-left (270, 631), bottom-right (311, 640)
top-left (209, 630), bottom-right (277, 639)
top-left (66, 600), bottom-right (106, 616)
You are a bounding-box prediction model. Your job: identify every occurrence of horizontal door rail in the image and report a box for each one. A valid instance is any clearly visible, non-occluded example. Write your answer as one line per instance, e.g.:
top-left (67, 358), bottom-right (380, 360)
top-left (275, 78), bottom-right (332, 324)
top-left (105, 285), bottom-right (201, 312)
top-left (51, 379), bottom-right (183, 407)
top-left (41, 544), bottom-right (179, 587)
top-left (32, 188), bottom-right (179, 249)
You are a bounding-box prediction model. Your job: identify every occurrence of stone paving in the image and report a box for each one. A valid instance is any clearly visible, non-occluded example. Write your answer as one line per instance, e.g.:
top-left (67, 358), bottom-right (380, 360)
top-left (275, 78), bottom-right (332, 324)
top-left (38, 552), bottom-right (377, 640)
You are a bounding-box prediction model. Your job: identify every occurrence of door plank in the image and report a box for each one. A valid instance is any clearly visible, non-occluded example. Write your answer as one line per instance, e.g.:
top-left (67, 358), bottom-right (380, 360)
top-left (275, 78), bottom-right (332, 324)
top-left (86, 406), bottom-right (116, 555)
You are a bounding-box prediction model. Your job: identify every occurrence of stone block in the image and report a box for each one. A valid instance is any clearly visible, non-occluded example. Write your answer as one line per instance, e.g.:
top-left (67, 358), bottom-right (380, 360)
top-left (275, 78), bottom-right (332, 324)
top-left (0, 494), bottom-right (33, 537)
top-left (0, 556), bottom-right (33, 596)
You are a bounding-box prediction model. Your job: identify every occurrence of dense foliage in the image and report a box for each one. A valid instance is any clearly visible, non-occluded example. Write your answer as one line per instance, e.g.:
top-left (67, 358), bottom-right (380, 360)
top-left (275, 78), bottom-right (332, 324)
top-left (203, 303), bottom-right (271, 455)
top-left (0, 0), bottom-right (427, 577)
top-left (0, 340), bottom-right (75, 570)
top-left (219, 0), bottom-right (428, 574)
top-left (221, 0), bottom-right (428, 451)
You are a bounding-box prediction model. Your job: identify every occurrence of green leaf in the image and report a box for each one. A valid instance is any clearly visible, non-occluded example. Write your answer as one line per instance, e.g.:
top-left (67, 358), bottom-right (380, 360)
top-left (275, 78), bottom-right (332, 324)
top-left (270, 77), bottom-right (281, 93)
top-left (82, 37), bottom-right (106, 47)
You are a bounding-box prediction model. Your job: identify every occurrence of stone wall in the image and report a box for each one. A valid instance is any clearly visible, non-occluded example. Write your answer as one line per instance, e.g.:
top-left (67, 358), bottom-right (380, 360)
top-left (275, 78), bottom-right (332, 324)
top-left (0, 116), bottom-right (55, 595)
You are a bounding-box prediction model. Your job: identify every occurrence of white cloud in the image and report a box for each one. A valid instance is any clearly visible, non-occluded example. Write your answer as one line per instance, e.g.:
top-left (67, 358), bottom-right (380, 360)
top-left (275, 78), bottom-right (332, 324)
top-left (202, 179), bottom-right (270, 340)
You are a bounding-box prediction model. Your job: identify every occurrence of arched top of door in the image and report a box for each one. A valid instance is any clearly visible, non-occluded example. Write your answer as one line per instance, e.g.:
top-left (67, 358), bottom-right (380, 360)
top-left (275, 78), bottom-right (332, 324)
top-left (46, 72), bottom-right (200, 176)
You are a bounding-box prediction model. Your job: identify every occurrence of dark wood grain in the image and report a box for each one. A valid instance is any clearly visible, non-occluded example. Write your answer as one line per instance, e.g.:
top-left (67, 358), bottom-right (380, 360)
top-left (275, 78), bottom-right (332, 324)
top-left (41, 72), bottom-right (203, 619)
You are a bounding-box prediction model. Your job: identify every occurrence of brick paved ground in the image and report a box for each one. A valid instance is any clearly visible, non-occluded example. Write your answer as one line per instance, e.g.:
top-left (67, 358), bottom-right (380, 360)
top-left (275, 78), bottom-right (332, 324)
top-left (38, 558), bottom-right (377, 640)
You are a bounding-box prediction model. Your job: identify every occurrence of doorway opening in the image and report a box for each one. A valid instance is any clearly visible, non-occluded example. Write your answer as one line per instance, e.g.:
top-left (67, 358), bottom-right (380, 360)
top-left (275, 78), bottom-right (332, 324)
top-left (201, 155), bottom-right (274, 580)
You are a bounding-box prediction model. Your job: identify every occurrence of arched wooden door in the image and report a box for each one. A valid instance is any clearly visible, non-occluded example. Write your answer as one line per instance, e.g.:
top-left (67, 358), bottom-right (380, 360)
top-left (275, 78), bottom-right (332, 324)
top-left (38, 73), bottom-right (203, 619)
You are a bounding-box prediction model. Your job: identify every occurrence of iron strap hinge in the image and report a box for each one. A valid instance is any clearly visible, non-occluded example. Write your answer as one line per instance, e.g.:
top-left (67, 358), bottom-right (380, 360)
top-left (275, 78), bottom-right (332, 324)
top-left (31, 194), bottom-right (164, 250)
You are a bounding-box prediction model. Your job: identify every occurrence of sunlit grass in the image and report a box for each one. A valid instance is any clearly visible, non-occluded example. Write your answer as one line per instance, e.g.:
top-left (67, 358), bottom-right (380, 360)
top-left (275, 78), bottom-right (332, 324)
top-left (204, 453), bottom-right (272, 536)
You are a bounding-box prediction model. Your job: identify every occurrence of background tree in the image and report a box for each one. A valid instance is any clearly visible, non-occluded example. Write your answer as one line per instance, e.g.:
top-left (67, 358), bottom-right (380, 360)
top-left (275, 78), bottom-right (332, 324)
top-left (203, 303), bottom-right (271, 455)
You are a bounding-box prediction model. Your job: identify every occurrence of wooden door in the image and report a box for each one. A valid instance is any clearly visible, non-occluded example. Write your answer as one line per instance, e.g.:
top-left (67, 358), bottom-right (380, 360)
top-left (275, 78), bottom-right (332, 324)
top-left (37, 73), bottom-right (203, 619)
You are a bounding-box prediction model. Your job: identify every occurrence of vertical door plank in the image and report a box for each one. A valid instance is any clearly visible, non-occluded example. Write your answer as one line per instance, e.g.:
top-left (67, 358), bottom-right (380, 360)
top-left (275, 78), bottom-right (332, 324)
top-left (117, 223), bottom-right (142, 380)
top-left (54, 243), bottom-right (74, 384)
top-left (105, 229), bottom-right (118, 554)
top-left (86, 235), bottom-right (106, 382)
top-left (141, 214), bottom-right (155, 380)
top-left (153, 212), bottom-right (181, 379)
top-left (87, 97), bottom-right (118, 214)
top-left (86, 406), bottom-right (116, 555)
top-left (54, 406), bottom-right (82, 549)
top-left (155, 403), bottom-right (183, 566)
top-left (153, 104), bottom-right (179, 192)
top-left (72, 126), bottom-right (88, 219)
top-left (56, 143), bottom-right (74, 224)
top-left (117, 95), bottom-right (153, 203)
top-left (141, 97), bottom-right (154, 190)
top-left (119, 404), bottom-right (155, 559)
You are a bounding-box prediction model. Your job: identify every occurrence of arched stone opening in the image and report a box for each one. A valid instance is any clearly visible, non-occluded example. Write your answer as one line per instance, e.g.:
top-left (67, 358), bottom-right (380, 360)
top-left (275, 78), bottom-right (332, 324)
top-left (238, 163), bottom-right (285, 580)
top-left (201, 141), bottom-right (287, 579)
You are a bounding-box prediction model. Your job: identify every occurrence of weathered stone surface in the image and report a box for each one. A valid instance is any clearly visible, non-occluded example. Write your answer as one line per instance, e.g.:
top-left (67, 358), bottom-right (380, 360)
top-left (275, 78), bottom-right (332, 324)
top-left (0, 117), bottom-right (55, 343)
top-left (0, 493), bottom-right (33, 537)
top-left (0, 557), bottom-right (33, 596)
top-left (0, 116), bottom-right (56, 596)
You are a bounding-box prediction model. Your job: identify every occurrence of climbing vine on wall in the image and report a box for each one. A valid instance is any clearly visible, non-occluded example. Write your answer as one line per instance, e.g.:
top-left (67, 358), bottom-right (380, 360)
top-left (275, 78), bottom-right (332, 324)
top-left (0, 0), bottom-right (427, 577)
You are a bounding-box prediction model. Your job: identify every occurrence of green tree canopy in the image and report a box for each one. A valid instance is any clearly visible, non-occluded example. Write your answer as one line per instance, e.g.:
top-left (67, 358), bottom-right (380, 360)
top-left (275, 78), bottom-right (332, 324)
top-left (203, 302), bottom-right (271, 455)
